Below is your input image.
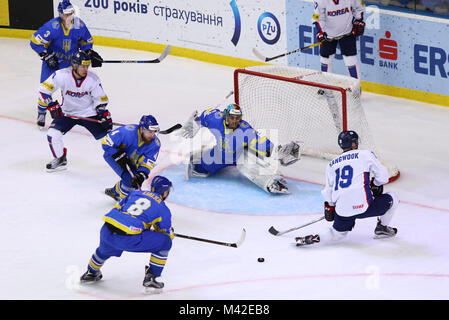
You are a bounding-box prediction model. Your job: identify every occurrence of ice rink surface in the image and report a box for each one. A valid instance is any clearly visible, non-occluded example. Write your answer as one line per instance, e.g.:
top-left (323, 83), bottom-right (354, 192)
top-left (1, 38), bottom-right (449, 300)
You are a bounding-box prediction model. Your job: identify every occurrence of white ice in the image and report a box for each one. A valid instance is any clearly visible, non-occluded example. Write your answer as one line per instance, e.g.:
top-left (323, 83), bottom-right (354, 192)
top-left (1, 38), bottom-right (449, 300)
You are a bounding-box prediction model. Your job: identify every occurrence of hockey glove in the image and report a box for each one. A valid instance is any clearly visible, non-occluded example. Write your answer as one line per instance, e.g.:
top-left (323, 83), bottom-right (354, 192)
top-left (370, 178), bottom-right (384, 197)
top-left (112, 149), bottom-right (132, 172)
top-left (47, 101), bottom-right (63, 119)
top-left (40, 52), bottom-right (59, 70)
top-left (131, 171), bottom-right (148, 189)
top-left (87, 49), bottom-right (103, 68)
top-left (352, 19), bottom-right (365, 36)
top-left (324, 202), bottom-right (335, 221)
top-left (179, 110), bottom-right (200, 139)
top-left (96, 105), bottom-right (112, 131)
top-left (277, 141), bottom-right (301, 166)
top-left (316, 31), bottom-right (328, 43)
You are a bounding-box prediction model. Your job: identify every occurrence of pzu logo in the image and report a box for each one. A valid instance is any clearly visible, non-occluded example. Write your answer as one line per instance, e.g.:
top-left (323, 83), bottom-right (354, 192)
top-left (257, 12), bottom-right (281, 45)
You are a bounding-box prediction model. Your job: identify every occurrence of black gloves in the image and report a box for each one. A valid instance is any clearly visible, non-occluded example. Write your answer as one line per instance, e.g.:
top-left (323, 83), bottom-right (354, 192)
top-left (324, 202), bottom-right (335, 221)
top-left (40, 52), bottom-right (59, 70)
top-left (47, 101), bottom-right (63, 119)
top-left (87, 49), bottom-right (103, 68)
top-left (131, 171), bottom-right (148, 189)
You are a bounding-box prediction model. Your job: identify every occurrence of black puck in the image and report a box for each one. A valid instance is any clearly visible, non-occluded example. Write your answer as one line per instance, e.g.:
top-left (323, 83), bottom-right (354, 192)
top-left (258, 257), bottom-right (265, 262)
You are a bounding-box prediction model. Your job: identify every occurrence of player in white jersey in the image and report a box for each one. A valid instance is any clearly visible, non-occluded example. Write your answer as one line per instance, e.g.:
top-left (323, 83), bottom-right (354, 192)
top-left (38, 50), bottom-right (112, 172)
top-left (313, 0), bottom-right (365, 78)
top-left (295, 130), bottom-right (399, 246)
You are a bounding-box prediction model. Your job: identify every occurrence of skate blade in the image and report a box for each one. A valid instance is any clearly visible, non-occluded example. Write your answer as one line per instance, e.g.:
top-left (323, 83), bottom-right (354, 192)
top-left (46, 166), bottom-right (67, 173)
top-left (373, 233), bottom-right (396, 239)
top-left (142, 287), bottom-right (163, 295)
top-left (38, 126), bottom-right (46, 131)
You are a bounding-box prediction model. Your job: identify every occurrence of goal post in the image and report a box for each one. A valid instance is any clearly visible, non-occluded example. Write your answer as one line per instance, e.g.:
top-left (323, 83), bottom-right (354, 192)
top-left (233, 65), bottom-right (400, 182)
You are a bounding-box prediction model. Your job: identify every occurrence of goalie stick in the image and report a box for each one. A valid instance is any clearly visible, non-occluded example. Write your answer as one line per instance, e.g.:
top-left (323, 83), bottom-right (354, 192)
top-left (63, 114), bottom-right (181, 134)
top-left (252, 33), bottom-right (352, 62)
top-left (174, 228), bottom-right (246, 248)
top-left (268, 216), bottom-right (325, 236)
top-left (102, 45), bottom-right (172, 64)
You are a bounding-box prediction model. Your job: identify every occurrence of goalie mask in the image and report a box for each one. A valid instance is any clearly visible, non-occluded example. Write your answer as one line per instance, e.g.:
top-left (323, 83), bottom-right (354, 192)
top-left (223, 103), bottom-right (242, 129)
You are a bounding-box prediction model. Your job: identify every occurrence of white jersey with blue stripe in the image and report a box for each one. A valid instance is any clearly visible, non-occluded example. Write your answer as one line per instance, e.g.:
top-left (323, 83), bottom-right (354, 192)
top-left (321, 149), bottom-right (389, 217)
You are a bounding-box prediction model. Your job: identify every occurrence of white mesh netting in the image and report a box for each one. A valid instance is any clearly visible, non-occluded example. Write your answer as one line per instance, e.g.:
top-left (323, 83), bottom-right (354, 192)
top-left (235, 65), bottom-right (399, 180)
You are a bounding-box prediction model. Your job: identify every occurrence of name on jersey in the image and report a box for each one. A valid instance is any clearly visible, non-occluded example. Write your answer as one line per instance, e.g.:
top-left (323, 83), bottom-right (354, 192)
top-left (65, 90), bottom-right (89, 98)
top-left (327, 7), bottom-right (350, 16)
top-left (329, 152), bottom-right (358, 167)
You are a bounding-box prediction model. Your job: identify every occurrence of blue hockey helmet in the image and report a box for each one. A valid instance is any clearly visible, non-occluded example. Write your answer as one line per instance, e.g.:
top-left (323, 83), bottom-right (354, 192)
top-left (71, 50), bottom-right (91, 66)
top-left (139, 115), bottom-right (160, 132)
top-left (151, 176), bottom-right (173, 196)
top-left (338, 130), bottom-right (359, 149)
top-left (58, 0), bottom-right (75, 15)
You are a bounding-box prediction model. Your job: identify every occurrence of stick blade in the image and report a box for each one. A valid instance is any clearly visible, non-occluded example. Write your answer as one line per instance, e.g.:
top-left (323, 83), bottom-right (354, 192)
top-left (231, 228), bottom-right (246, 248)
top-left (156, 45), bottom-right (172, 62)
top-left (159, 123), bottom-right (182, 134)
top-left (268, 226), bottom-right (280, 236)
top-left (252, 48), bottom-right (268, 62)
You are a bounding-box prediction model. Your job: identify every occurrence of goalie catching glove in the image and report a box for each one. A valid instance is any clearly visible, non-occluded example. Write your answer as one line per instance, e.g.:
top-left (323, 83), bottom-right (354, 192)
top-left (277, 141), bottom-right (301, 166)
top-left (178, 110), bottom-right (200, 139)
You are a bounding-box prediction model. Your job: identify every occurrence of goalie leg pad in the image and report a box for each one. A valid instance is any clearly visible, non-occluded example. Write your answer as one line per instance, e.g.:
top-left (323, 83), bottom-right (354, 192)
top-left (237, 151), bottom-right (289, 193)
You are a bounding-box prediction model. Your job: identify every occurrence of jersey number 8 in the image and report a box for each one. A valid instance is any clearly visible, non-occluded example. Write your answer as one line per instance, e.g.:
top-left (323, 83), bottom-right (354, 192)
top-left (127, 198), bottom-right (151, 216)
top-left (335, 165), bottom-right (353, 190)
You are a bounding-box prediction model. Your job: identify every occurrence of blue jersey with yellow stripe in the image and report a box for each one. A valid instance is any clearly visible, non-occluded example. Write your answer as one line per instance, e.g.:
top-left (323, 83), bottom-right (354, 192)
top-left (103, 190), bottom-right (172, 237)
top-left (101, 125), bottom-right (160, 177)
top-left (198, 108), bottom-right (274, 164)
top-left (30, 17), bottom-right (93, 68)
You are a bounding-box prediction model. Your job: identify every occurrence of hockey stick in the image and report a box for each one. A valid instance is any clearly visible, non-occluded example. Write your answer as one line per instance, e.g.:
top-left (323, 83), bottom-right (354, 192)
top-left (268, 216), bottom-right (325, 236)
top-left (252, 32), bottom-right (353, 62)
top-left (174, 228), bottom-right (246, 248)
top-left (252, 42), bottom-right (321, 62)
top-left (102, 45), bottom-right (172, 64)
top-left (63, 114), bottom-right (181, 134)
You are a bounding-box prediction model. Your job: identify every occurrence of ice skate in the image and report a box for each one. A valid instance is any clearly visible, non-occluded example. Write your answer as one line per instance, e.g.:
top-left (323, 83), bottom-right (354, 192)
top-left (80, 269), bottom-right (102, 283)
top-left (105, 186), bottom-right (121, 202)
top-left (46, 148), bottom-right (67, 172)
top-left (374, 219), bottom-right (397, 239)
top-left (267, 178), bottom-right (290, 194)
top-left (37, 112), bottom-right (46, 130)
top-left (295, 234), bottom-right (320, 246)
top-left (142, 266), bottom-right (164, 294)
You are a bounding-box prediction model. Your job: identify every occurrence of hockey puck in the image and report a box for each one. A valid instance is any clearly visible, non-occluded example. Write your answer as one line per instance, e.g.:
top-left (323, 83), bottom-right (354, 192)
top-left (258, 257), bottom-right (265, 263)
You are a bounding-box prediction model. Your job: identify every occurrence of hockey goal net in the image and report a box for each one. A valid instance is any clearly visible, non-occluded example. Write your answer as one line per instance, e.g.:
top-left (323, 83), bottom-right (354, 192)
top-left (234, 65), bottom-right (399, 182)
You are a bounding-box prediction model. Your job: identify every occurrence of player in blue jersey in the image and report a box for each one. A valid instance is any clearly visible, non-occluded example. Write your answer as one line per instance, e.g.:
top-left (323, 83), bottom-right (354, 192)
top-left (30, 0), bottom-right (103, 129)
top-left (80, 176), bottom-right (174, 293)
top-left (101, 115), bottom-right (161, 201)
top-left (179, 103), bottom-right (301, 194)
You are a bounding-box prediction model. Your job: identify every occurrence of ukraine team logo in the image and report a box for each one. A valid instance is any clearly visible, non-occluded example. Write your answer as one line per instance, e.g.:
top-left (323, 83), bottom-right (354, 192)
top-left (63, 39), bottom-right (71, 52)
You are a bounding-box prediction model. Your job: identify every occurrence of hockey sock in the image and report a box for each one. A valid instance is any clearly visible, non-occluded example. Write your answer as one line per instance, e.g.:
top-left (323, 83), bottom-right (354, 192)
top-left (47, 128), bottom-right (64, 158)
top-left (88, 251), bottom-right (107, 274)
top-left (320, 55), bottom-right (334, 73)
top-left (149, 251), bottom-right (169, 277)
top-left (379, 192), bottom-right (399, 226)
top-left (347, 65), bottom-right (358, 79)
top-left (343, 55), bottom-right (359, 79)
top-left (318, 227), bottom-right (349, 243)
